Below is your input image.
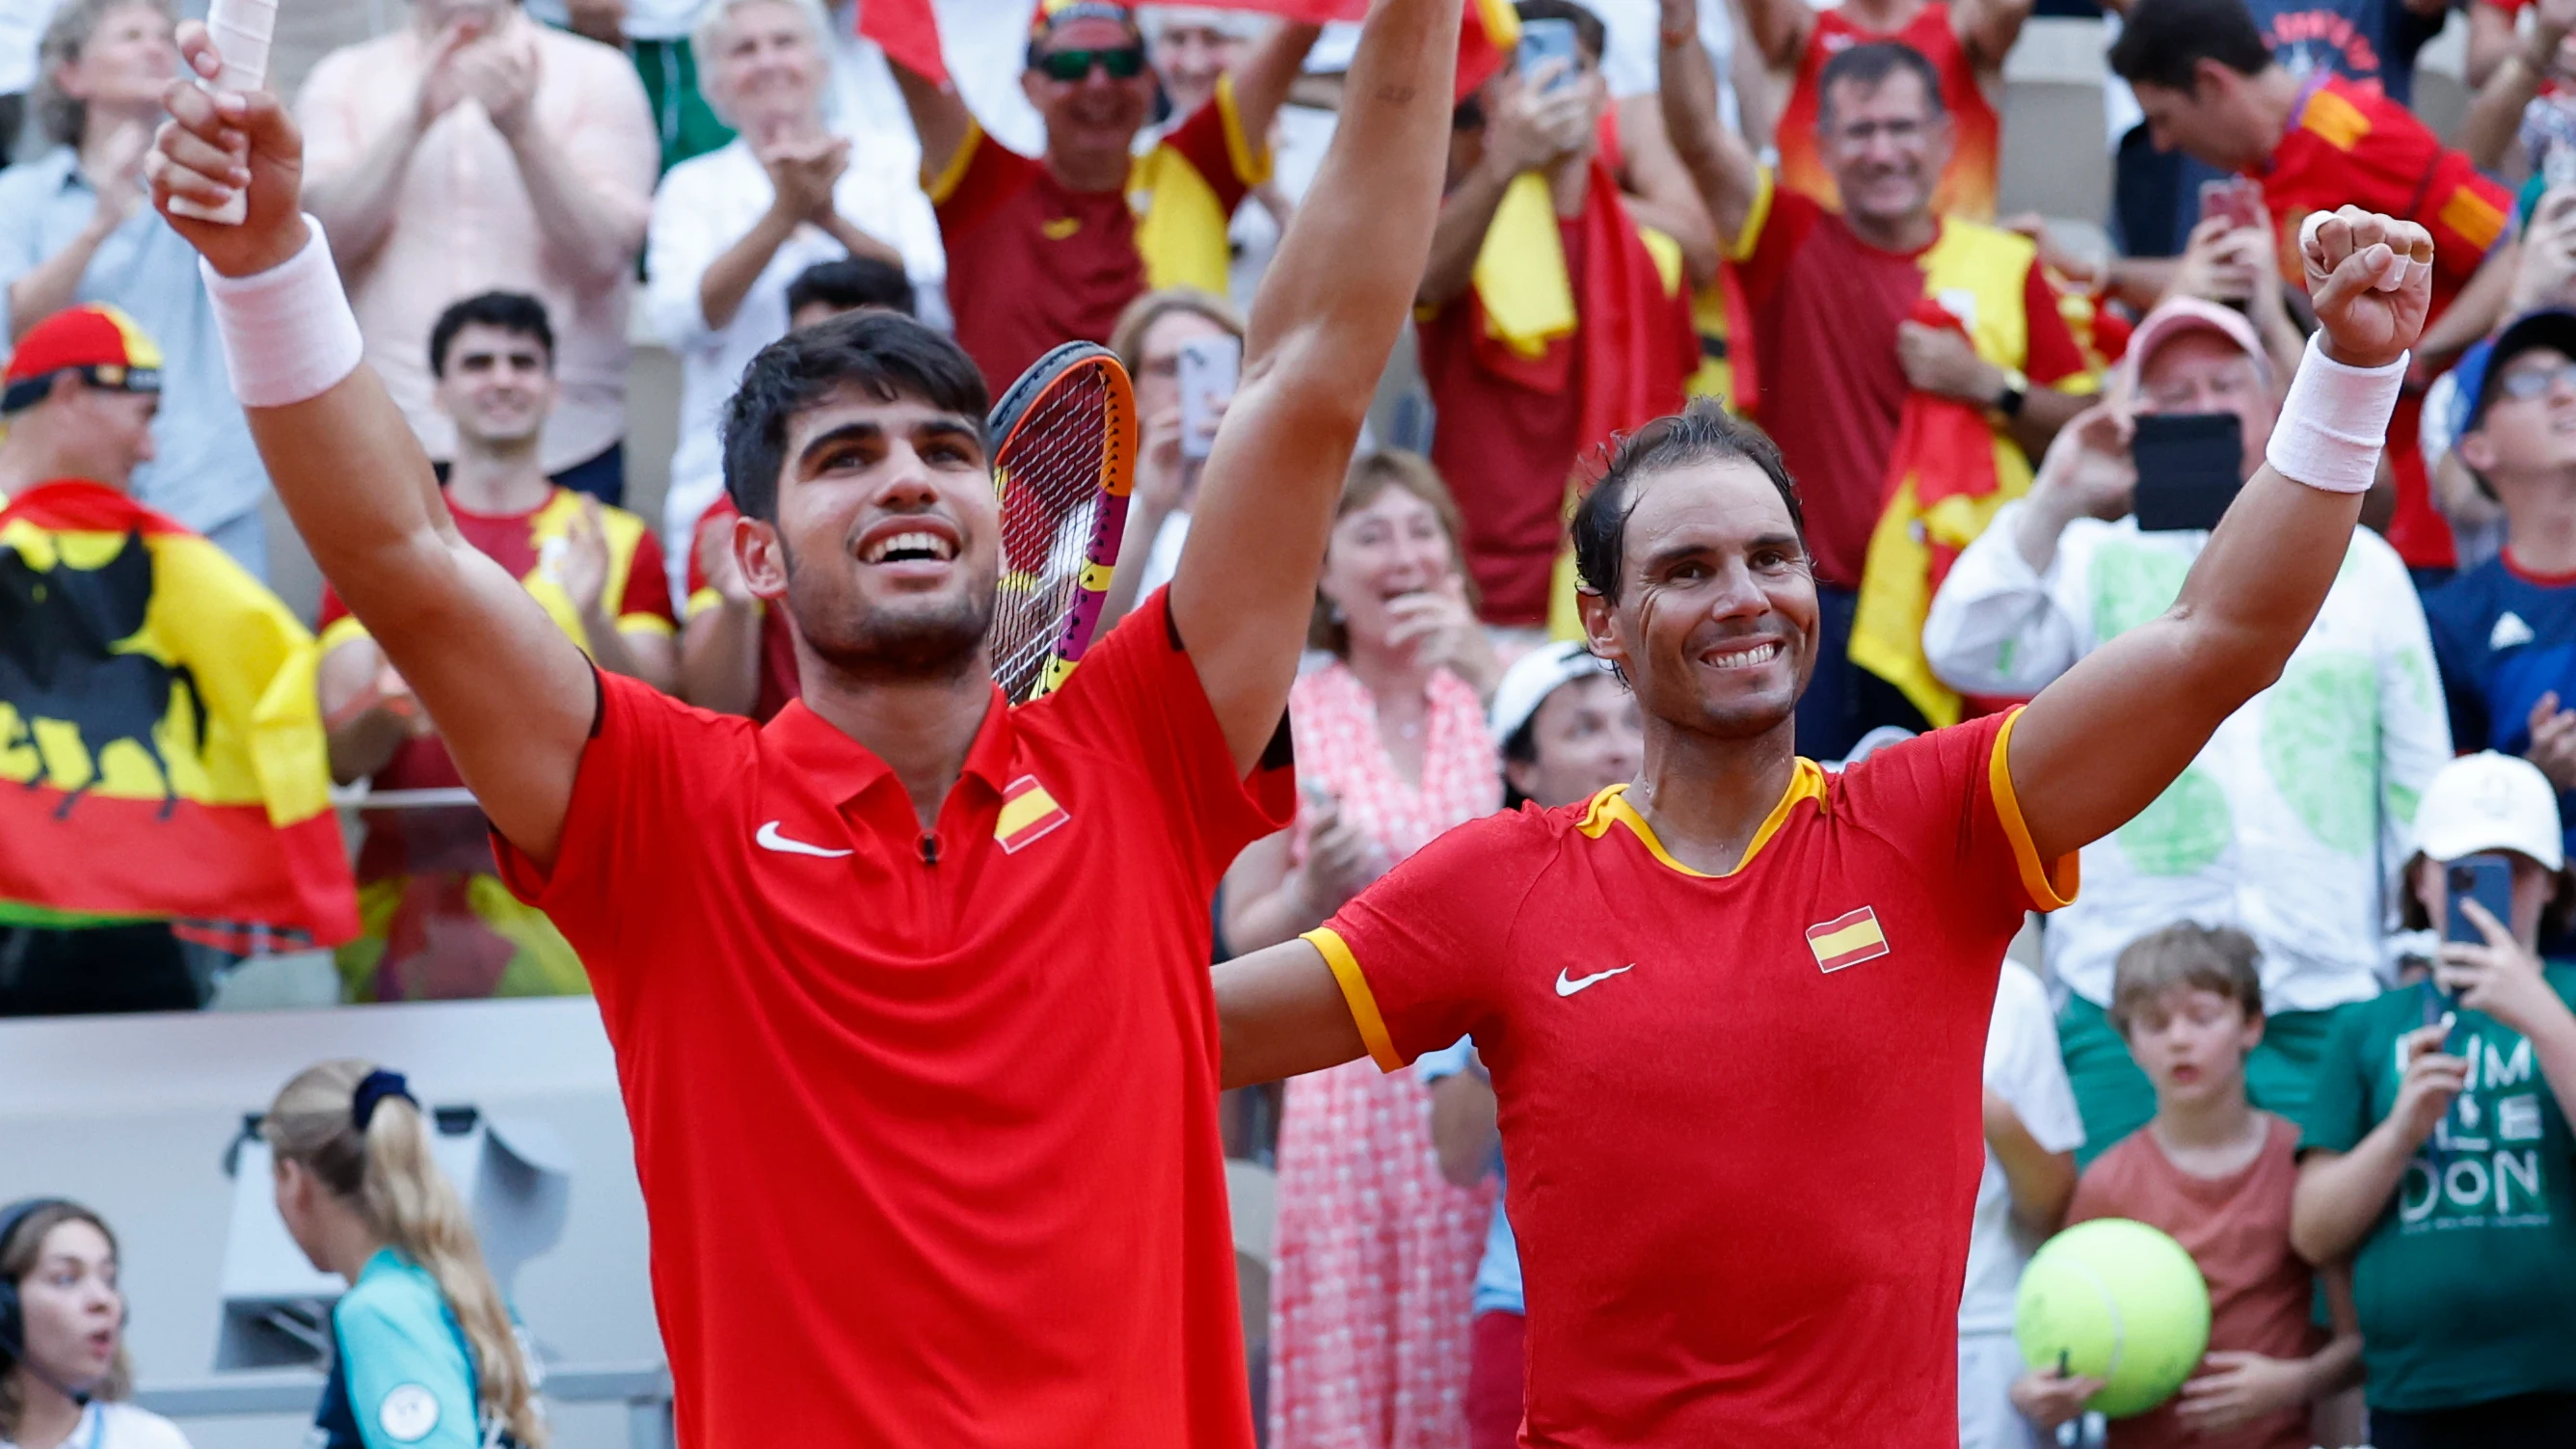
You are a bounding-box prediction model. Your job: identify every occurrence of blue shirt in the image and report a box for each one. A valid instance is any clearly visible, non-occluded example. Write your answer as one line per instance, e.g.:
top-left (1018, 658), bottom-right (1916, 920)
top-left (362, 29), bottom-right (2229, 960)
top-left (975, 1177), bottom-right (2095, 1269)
top-left (312, 1249), bottom-right (502, 1449)
top-left (2425, 553), bottom-right (2576, 864)
top-left (0, 148), bottom-right (270, 554)
top-left (2247, 0), bottom-right (2443, 106)
top-left (1416, 1038), bottom-right (1524, 1317)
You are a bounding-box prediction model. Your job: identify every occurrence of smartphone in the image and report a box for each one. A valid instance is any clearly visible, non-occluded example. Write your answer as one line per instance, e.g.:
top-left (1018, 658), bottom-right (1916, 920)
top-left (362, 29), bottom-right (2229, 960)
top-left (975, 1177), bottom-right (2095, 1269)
top-left (1177, 335), bottom-right (1240, 462)
top-left (2445, 851), bottom-right (2515, 945)
top-left (1517, 17), bottom-right (1582, 95)
top-left (2131, 414), bottom-right (2244, 532)
top-left (2197, 176), bottom-right (2264, 233)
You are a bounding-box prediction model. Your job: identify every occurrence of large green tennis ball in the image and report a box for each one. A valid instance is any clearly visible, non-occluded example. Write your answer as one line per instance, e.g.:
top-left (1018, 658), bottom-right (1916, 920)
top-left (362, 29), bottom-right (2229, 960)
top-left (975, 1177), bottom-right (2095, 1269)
top-left (2013, 1218), bottom-right (2212, 1418)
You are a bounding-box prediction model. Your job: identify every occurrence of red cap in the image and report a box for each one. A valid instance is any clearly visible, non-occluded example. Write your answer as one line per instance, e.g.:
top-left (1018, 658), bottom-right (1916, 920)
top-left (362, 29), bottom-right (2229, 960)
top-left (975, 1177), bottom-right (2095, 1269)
top-left (2, 303), bottom-right (164, 414)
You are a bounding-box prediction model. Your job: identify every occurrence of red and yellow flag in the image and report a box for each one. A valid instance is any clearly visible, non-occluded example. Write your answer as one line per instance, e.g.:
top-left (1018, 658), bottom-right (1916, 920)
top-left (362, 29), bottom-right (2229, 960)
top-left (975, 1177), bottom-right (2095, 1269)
top-left (0, 481), bottom-right (357, 945)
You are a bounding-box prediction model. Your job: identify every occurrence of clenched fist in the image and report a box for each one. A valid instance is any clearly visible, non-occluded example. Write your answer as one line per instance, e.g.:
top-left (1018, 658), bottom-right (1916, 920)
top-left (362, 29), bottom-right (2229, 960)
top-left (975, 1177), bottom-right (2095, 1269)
top-left (2300, 205), bottom-right (2431, 371)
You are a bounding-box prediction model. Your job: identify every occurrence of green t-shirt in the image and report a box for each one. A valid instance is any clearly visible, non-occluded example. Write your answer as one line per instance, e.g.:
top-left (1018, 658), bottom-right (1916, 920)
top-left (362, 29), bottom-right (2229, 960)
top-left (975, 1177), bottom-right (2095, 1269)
top-left (2298, 969), bottom-right (2576, 1411)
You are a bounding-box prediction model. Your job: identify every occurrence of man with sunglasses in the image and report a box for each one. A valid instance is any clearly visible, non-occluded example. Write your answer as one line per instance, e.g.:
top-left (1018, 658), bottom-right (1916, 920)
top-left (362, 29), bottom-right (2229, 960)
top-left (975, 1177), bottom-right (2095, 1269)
top-left (2428, 309), bottom-right (2576, 877)
top-left (890, 0), bottom-right (1320, 388)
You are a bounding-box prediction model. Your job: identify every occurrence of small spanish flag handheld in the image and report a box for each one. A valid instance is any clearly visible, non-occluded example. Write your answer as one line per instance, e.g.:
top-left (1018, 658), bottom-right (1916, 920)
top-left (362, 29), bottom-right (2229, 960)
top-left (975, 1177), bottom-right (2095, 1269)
top-left (0, 479), bottom-right (358, 946)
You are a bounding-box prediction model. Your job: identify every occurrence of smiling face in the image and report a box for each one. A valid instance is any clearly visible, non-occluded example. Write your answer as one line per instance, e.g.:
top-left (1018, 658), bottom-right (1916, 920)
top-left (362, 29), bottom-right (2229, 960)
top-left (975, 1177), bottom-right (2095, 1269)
top-left (433, 321), bottom-right (554, 451)
top-left (2122, 985), bottom-right (2263, 1111)
top-left (1818, 69), bottom-right (1950, 235)
top-left (1024, 15), bottom-right (1158, 171)
top-left (738, 385), bottom-right (1000, 681)
top-left (1579, 458), bottom-right (1816, 743)
top-left (59, 2), bottom-right (176, 123)
top-left (1510, 672), bottom-right (1645, 808)
top-left (1151, 20), bottom-right (1248, 119)
top-left (1316, 483), bottom-right (1465, 656)
top-left (12, 1219), bottom-right (122, 1398)
top-left (711, 0), bottom-right (825, 140)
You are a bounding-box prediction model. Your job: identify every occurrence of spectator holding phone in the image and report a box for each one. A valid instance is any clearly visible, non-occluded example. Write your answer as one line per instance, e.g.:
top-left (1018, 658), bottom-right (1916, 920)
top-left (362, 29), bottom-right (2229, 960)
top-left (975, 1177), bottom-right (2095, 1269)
top-left (2163, 193), bottom-right (2306, 392)
top-left (1221, 451), bottom-right (1501, 1449)
top-left (2109, 0), bottom-right (2512, 577)
top-left (1097, 286), bottom-right (1244, 632)
top-left (2426, 309), bottom-right (2576, 879)
top-left (2293, 751), bottom-right (2576, 1448)
top-left (1924, 297), bottom-right (2453, 1161)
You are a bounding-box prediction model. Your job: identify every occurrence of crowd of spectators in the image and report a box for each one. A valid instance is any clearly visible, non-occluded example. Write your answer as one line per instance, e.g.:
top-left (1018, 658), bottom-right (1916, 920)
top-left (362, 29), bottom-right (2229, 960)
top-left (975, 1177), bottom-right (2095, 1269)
top-left (5, 0), bottom-right (2576, 1443)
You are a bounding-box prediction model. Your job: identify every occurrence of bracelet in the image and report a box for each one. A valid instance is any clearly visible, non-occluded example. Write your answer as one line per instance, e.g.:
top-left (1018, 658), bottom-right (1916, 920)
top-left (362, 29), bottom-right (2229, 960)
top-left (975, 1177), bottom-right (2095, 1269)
top-left (2265, 334), bottom-right (2406, 495)
top-left (199, 213), bottom-right (365, 409)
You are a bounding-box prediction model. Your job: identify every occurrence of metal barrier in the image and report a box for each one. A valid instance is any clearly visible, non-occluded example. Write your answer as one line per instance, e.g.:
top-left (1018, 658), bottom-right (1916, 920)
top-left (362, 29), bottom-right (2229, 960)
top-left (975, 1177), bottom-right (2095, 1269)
top-left (135, 1363), bottom-right (675, 1449)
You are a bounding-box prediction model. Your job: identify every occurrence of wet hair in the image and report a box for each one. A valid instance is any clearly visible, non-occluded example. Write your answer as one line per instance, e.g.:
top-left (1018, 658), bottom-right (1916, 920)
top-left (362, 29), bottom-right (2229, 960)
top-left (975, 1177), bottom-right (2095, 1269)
top-left (1569, 400), bottom-right (1805, 604)
top-left (1513, 0), bottom-right (1606, 64)
top-left (429, 292), bottom-right (554, 380)
top-left (1815, 40), bottom-right (1946, 126)
top-left (719, 311), bottom-right (992, 523)
top-left (2107, 0), bottom-right (2272, 93)
top-left (786, 257), bottom-right (918, 322)
top-left (2107, 923), bottom-right (2263, 1036)
top-left (33, 0), bottom-right (175, 148)
top-left (264, 1061), bottom-right (545, 1448)
top-left (1309, 450), bottom-right (1479, 655)
top-left (0, 1201), bottom-right (133, 1438)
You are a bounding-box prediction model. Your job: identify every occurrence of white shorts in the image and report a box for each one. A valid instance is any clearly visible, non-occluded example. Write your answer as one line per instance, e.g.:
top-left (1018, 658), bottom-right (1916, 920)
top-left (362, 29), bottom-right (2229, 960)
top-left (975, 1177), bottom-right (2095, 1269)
top-left (1959, 1330), bottom-right (2042, 1449)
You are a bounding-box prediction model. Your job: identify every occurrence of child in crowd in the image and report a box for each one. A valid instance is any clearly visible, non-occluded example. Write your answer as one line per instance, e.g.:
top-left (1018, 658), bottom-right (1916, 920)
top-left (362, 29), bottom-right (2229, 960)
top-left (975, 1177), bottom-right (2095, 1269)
top-left (2294, 752), bottom-right (2576, 1449)
top-left (2014, 924), bottom-right (2361, 1449)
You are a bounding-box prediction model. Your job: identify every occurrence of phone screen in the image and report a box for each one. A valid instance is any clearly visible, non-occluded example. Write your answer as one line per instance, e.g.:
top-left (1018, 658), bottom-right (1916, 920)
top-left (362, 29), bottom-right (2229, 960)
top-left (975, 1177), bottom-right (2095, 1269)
top-left (1177, 335), bottom-right (1240, 462)
top-left (1517, 18), bottom-right (1582, 94)
top-left (2197, 177), bottom-right (2263, 232)
top-left (2131, 414), bottom-right (2244, 532)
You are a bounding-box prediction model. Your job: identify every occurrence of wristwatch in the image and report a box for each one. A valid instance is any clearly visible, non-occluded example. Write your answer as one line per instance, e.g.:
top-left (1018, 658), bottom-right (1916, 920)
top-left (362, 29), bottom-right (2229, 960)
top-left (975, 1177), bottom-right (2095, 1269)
top-left (1992, 366), bottom-right (2028, 420)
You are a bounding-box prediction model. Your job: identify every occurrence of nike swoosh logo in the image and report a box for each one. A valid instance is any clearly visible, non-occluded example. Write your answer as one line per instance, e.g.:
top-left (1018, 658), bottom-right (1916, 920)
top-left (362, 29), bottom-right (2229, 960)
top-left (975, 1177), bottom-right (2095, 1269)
top-left (756, 821), bottom-right (853, 858)
top-left (1555, 965), bottom-right (1634, 997)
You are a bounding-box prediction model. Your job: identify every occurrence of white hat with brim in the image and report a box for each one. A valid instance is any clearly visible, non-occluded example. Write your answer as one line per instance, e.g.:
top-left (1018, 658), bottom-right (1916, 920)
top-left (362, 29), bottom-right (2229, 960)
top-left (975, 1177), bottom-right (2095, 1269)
top-left (1489, 641), bottom-right (1615, 748)
top-left (2411, 750), bottom-right (2566, 872)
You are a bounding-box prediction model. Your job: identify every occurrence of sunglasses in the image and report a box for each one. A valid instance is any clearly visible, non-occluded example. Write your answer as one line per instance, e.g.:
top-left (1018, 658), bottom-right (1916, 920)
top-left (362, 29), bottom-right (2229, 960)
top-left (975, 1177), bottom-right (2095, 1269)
top-left (2495, 359), bottom-right (2576, 402)
top-left (1034, 45), bottom-right (1147, 81)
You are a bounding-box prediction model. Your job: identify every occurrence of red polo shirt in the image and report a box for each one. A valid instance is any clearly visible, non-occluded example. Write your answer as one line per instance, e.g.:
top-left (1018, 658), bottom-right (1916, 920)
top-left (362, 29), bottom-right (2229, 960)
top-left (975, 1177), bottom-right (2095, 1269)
top-left (496, 590), bottom-right (1289, 1447)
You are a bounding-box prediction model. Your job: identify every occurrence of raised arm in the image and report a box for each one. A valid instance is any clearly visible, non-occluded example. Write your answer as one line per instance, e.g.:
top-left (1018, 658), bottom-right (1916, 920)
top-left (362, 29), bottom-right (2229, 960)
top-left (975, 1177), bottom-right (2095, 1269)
top-left (1950, 0), bottom-right (2035, 73)
top-left (1223, 20), bottom-right (1326, 151)
top-left (151, 28), bottom-right (594, 870)
top-left (1658, 0), bottom-right (1763, 250)
top-left (890, 60), bottom-right (975, 185)
top-left (2007, 209), bottom-right (2429, 865)
top-left (1169, 0), bottom-right (1463, 770)
top-left (1734, 0), bottom-right (1813, 70)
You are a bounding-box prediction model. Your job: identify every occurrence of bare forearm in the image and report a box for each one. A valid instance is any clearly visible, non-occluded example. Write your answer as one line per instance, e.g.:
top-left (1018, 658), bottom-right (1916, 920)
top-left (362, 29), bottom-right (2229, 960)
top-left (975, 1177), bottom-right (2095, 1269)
top-left (1225, 880), bottom-right (1328, 954)
top-left (697, 206), bottom-right (799, 332)
top-left (1420, 159), bottom-right (1517, 307)
top-left (1215, 939), bottom-right (1368, 1088)
top-left (1429, 1073), bottom-right (1501, 1188)
top-left (304, 116), bottom-right (426, 266)
top-left (7, 218), bottom-right (116, 338)
top-left (1228, 20), bottom-right (1325, 144)
top-left (504, 126), bottom-right (648, 287)
top-left (1660, 18), bottom-right (1758, 246)
top-left (2464, 46), bottom-right (2552, 174)
top-left (678, 604), bottom-right (762, 715)
top-left (2107, 255), bottom-right (2178, 312)
top-left (2529, 1006), bottom-right (2576, 1127)
top-left (819, 212), bottom-right (905, 270)
top-left (2300, 1331), bottom-right (2366, 1400)
top-left (324, 708), bottom-right (409, 784)
top-left (1737, 0), bottom-right (1811, 69)
top-left (2292, 1138), bottom-right (2412, 1264)
top-left (892, 63), bottom-right (972, 180)
top-left (2006, 386), bottom-right (2086, 461)
top-left (580, 613), bottom-right (671, 691)
top-left (1990, 1125), bottom-right (2077, 1235)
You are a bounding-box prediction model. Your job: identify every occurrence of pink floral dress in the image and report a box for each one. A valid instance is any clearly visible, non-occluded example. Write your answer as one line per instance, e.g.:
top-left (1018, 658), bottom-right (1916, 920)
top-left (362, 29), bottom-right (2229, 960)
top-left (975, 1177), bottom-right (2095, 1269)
top-left (1268, 661), bottom-right (1502, 1449)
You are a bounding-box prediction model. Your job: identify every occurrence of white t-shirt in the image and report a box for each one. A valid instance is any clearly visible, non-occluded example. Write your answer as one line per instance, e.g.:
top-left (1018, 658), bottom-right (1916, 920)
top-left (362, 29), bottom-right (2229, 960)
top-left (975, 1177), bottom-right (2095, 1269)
top-left (1, 1402), bottom-right (194, 1449)
top-left (1957, 959), bottom-right (2084, 1336)
top-left (0, 0), bottom-right (65, 97)
top-left (1591, 0), bottom-right (1739, 131)
top-left (645, 132), bottom-right (951, 590)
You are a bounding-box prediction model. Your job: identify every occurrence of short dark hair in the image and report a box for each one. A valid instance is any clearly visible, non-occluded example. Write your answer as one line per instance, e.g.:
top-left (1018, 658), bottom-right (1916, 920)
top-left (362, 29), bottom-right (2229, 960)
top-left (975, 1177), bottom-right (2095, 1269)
top-left (719, 311), bottom-right (992, 523)
top-left (1514, 0), bottom-right (1606, 64)
top-left (1570, 400), bottom-right (1804, 604)
top-left (2107, 0), bottom-right (2271, 93)
top-left (1815, 40), bottom-right (1947, 125)
top-left (786, 257), bottom-right (918, 322)
top-left (428, 292), bottom-right (554, 379)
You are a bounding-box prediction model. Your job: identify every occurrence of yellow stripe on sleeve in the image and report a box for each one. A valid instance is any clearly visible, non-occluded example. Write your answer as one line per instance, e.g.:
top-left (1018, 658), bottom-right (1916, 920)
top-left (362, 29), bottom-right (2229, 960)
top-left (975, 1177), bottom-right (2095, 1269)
top-left (616, 612), bottom-right (677, 639)
top-left (1729, 168), bottom-right (1776, 265)
top-left (925, 121), bottom-right (985, 204)
top-left (686, 585), bottom-right (723, 619)
top-left (1989, 709), bottom-right (2080, 912)
top-left (1214, 72), bottom-right (1273, 188)
top-left (1301, 926), bottom-right (1405, 1074)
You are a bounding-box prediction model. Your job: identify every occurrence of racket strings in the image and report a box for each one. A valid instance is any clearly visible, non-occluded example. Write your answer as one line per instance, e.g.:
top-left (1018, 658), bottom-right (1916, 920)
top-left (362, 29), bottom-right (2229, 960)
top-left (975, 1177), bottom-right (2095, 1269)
top-left (991, 369), bottom-right (1113, 701)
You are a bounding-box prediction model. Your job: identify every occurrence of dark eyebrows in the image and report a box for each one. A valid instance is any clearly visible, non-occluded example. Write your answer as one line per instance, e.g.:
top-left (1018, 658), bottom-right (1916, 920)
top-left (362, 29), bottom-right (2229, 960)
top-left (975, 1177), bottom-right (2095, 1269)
top-left (792, 416), bottom-right (985, 474)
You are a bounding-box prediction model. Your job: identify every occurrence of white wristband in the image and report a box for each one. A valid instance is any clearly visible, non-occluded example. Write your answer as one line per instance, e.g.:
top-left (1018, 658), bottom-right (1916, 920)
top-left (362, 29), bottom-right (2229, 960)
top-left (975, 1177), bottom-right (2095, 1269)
top-left (2264, 334), bottom-right (2406, 495)
top-left (200, 214), bottom-right (364, 409)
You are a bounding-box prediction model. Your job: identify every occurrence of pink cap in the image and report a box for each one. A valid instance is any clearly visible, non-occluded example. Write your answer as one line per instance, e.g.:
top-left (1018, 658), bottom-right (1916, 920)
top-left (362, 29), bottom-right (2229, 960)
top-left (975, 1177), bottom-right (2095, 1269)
top-left (2121, 297), bottom-right (2271, 398)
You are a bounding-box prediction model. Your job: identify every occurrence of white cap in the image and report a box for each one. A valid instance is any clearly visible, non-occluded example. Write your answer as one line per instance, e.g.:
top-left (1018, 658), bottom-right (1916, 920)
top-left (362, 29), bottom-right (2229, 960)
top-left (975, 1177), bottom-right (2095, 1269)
top-left (2412, 751), bottom-right (2565, 871)
top-left (1489, 641), bottom-right (1615, 747)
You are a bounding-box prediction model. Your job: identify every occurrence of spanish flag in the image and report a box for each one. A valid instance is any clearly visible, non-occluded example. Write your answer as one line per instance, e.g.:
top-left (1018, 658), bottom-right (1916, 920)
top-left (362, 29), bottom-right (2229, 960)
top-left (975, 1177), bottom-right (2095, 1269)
top-left (1806, 905), bottom-right (1889, 973)
top-left (0, 481), bottom-right (357, 946)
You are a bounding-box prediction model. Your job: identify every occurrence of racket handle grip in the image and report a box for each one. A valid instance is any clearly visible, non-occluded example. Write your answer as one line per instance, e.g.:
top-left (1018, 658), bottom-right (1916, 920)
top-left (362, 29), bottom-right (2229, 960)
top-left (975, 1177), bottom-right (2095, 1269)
top-left (168, 0), bottom-right (277, 226)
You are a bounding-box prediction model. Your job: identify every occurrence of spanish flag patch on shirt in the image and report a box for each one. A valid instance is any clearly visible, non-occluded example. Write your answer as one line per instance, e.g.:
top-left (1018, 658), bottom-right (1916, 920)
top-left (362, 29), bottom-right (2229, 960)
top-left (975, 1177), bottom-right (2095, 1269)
top-left (1807, 906), bottom-right (1891, 973)
top-left (995, 775), bottom-right (1070, 854)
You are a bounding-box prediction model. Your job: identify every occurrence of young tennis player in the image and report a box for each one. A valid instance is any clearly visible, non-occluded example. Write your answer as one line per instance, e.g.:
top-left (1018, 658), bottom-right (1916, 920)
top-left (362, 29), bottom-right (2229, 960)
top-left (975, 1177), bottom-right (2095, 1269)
top-left (1212, 205), bottom-right (2434, 1444)
top-left (143, 0), bottom-right (1462, 1439)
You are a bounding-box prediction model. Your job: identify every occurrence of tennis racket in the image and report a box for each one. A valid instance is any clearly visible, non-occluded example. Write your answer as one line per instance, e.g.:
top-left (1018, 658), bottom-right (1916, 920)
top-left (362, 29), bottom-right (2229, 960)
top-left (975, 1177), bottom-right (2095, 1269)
top-left (169, 0), bottom-right (277, 225)
top-left (986, 341), bottom-right (1137, 704)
